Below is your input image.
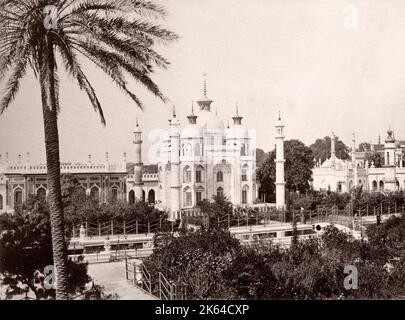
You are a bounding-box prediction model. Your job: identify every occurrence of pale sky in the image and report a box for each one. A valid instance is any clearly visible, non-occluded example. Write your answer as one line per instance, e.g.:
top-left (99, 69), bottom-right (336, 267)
top-left (2, 0), bottom-right (405, 165)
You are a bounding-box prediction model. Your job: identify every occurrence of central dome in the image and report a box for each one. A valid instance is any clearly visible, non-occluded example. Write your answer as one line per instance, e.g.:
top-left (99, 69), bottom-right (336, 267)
top-left (197, 109), bottom-right (224, 129)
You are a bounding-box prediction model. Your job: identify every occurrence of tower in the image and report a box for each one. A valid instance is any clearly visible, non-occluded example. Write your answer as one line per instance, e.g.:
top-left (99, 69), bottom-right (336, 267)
top-left (232, 103), bottom-right (243, 126)
top-left (351, 133), bottom-right (356, 165)
top-left (384, 128), bottom-right (397, 191)
top-left (187, 101), bottom-right (198, 125)
top-left (275, 112), bottom-right (285, 209)
top-left (352, 132), bottom-right (358, 188)
top-left (169, 106), bottom-right (181, 220)
top-left (133, 119), bottom-right (144, 201)
top-left (196, 72), bottom-right (213, 111)
top-left (330, 132), bottom-right (336, 169)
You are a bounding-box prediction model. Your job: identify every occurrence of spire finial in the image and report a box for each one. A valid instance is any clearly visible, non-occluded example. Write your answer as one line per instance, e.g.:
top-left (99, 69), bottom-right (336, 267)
top-left (278, 110), bottom-right (281, 121)
top-left (191, 100), bottom-right (194, 115)
top-left (136, 117), bottom-right (139, 127)
top-left (236, 102), bottom-right (239, 116)
top-left (227, 120), bottom-right (230, 129)
top-left (172, 105), bottom-right (176, 118)
top-left (203, 72), bottom-right (207, 97)
top-left (215, 106), bottom-right (218, 116)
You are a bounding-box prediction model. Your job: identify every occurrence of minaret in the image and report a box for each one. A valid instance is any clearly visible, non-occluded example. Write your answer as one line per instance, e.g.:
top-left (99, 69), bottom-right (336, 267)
top-left (232, 103), bottom-right (243, 126)
top-left (384, 128), bottom-right (397, 191)
top-left (330, 132), bottom-right (336, 169)
top-left (133, 119), bottom-right (144, 201)
top-left (351, 133), bottom-right (356, 165)
top-left (196, 72), bottom-right (213, 111)
top-left (352, 133), bottom-right (358, 188)
top-left (169, 106), bottom-right (181, 220)
top-left (187, 101), bottom-right (198, 124)
top-left (275, 112), bottom-right (285, 209)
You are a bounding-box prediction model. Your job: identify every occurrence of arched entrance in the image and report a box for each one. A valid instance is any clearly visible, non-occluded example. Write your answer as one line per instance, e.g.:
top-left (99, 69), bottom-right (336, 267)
top-left (129, 190), bottom-right (135, 204)
top-left (36, 187), bottom-right (46, 200)
top-left (148, 189), bottom-right (155, 204)
top-left (372, 180), bottom-right (377, 191)
top-left (90, 186), bottom-right (100, 202)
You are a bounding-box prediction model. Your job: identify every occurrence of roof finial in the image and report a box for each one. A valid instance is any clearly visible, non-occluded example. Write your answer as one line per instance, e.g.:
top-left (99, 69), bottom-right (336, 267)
top-left (227, 120), bottom-right (230, 129)
top-left (278, 110), bottom-right (281, 121)
top-left (236, 102), bottom-right (239, 116)
top-left (191, 100), bottom-right (194, 115)
top-left (203, 72), bottom-right (207, 97)
top-left (136, 117), bottom-right (139, 127)
top-left (215, 106), bottom-right (218, 116)
top-left (172, 105), bottom-right (176, 118)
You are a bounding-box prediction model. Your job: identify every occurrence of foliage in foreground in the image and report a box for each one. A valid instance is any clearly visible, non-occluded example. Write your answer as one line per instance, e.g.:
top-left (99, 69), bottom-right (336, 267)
top-left (145, 216), bottom-right (405, 299)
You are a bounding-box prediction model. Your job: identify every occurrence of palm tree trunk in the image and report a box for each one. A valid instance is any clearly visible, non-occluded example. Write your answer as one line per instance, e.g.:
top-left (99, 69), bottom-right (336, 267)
top-left (38, 37), bottom-right (69, 299)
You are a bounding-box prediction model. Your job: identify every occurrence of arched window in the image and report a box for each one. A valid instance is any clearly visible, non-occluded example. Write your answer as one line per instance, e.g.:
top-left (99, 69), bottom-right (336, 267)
top-left (37, 187), bottom-right (46, 200)
top-left (379, 180), bottom-right (384, 191)
top-left (90, 186), bottom-right (100, 201)
top-left (242, 185), bottom-right (249, 204)
top-left (148, 189), bottom-right (155, 204)
top-left (14, 189), bottom-right (23, 206)
top-left (128, 190), bottom-right (135, 204)
top-left (372, 180), bottom-right (378, 191)
top-left (111, 187), bottom-right (119, 203)
top-left (0, 194), bottom-right (3, 210)
top-left (216, 170), bottom-right (223, 182)
top-left (196, 165), bottom-right (204, 183)
top-left (358, 179), bottom-right (363, 185)
top-left (196, 187), bottom-right (204, 205)
top-left (183, 187), bottom-right (192, 207)
top-left (217, 187), bottom-right (224, 198)
top-left (183, 166), bottom-right (191, 183)
top-left (241, 164), bottom-right (248, 182)
top-left (142, 190), bottom-right (146, 202)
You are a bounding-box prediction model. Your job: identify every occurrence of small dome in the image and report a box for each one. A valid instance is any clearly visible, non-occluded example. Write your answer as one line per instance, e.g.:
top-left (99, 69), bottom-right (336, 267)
top-left (197, 109), bottom-right (224, 130)
top-left (321, 157), bottom-right (346, 170)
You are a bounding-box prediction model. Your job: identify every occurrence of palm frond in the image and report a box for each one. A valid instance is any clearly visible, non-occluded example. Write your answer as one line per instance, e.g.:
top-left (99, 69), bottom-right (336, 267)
top-left (55, 39), bottom-right (105, 125)
top-left (0, 56), bottom-right (28, 114)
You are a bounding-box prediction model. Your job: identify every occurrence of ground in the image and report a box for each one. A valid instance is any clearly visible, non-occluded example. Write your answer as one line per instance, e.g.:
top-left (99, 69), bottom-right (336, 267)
top-left (87, 261), bottom-right (155, 300)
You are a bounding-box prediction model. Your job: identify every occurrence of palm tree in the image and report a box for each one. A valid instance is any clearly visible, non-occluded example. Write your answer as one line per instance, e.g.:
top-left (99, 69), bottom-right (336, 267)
top-left (0, 0), bottom-right (177, 299)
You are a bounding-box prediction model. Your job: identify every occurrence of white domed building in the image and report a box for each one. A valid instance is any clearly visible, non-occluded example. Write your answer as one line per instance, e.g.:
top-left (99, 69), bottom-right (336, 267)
top-left (126, 77), bottom-right (258, 220)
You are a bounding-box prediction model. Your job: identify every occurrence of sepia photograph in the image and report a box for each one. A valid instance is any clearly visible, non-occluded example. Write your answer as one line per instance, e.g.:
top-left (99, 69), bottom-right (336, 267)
top-left (1, 0), bottom-right (405, 308)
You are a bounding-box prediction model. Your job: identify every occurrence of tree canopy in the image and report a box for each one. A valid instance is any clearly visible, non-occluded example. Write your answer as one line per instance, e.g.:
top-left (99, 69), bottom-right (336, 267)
top-left (310, 136), bottom-right (350, 163)
top-left (257, 139), bottom-right (314, 200)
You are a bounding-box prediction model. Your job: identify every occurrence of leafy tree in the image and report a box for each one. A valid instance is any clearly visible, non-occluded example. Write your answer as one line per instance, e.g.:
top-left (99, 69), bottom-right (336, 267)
top-left (358, 142), bottom-right (371, 152)
top-left (256, 148), bottom-right (266, 167)
top-left (310, 136), bottom-right (350, 164)
top-left (257, 139), bottom-right (314, 201)
top-left (198, 194), bottom-right (234, 229)
top-left (0, 197), bottom-right (90, 299)
top-left (366, 151), bottom-right (384, 168)
top-left (144, 227), bottom-right (241, 299)
top-left (0, 0), bottom-right (176, 298)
